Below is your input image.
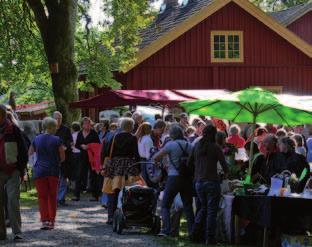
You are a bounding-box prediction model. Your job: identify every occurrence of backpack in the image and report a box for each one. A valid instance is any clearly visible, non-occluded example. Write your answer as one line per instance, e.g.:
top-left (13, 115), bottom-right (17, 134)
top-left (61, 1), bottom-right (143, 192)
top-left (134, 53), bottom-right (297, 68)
top-left (170, 141), bottom-right (192, 178)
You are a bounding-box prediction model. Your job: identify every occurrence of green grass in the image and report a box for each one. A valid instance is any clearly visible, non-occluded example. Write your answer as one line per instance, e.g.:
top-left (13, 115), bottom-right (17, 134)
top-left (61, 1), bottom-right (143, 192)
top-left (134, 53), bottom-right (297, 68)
top-left (155, 218), bottom-right (236, 247)
top-left (157, 237), bottom-right (236, 247)
top-left (20, 187), bottom-right (38, 208)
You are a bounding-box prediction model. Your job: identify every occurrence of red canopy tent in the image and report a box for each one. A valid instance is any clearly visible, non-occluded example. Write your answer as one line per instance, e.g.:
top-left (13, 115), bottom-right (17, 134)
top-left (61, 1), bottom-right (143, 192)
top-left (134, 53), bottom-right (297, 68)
top-left (70, 90), bottom-right (198, 109)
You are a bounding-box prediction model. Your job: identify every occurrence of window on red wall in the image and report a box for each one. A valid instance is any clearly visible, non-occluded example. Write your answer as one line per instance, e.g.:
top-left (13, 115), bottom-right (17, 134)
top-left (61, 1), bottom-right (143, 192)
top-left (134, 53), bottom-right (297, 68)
top-left (211, 31), bottom-right (244, 63)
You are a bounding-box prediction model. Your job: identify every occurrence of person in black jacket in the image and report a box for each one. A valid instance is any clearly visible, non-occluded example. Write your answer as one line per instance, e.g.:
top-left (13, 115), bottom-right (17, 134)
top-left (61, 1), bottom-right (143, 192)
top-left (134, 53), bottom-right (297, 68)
top-left (279, 136), bottom-right (310, 192)
top-left (72, 117), bottom-right (100, 201)
top-left (53, 111), bottom-right (73, 206)
top-left (103, 117), bottom-right (140, 224)
top-left (252, 134), bottom-right (286, 184)
top-left (0, 104), bottom-right (28, 241)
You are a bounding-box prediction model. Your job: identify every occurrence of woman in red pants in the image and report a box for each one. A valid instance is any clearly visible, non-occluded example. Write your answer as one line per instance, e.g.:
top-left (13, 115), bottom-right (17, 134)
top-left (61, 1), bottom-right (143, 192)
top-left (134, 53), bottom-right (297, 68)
top-left (29, 117), bottom-right (65, 230)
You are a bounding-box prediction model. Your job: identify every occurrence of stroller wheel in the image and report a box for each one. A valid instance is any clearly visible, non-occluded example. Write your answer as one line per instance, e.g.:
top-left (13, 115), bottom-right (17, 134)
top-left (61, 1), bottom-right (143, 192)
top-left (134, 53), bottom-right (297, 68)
top-left (151, 215), bottom-right (161, 235)
top-left (115, 209), bottom-right (124, 234)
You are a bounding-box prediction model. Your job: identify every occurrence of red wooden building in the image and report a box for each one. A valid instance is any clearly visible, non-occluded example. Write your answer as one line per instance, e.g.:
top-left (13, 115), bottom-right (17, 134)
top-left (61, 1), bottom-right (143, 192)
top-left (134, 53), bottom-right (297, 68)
top-left (109, 0), bottom-right (312, 95)
top-left (82, 0), bottom-right (312, 120)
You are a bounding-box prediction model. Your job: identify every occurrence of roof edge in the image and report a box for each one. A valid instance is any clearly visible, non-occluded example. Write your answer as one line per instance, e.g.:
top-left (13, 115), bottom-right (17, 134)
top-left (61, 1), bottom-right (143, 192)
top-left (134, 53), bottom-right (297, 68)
top-left (284, 8), bottom-right (312, 26)
top-left (123, 0), bottom-right (312, 73)
top-left (123, 0), bottom-right (231, 73)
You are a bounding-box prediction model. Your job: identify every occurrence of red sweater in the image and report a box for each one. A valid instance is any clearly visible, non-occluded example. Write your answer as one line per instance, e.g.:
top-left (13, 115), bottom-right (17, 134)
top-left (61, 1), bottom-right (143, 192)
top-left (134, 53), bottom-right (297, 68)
top-left (227, 134), bottom-right (246, 149)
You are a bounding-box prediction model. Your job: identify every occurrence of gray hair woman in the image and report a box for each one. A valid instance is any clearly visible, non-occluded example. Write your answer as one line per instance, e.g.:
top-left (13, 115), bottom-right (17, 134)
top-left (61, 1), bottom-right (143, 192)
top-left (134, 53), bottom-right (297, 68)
top-left (154, 124), bottom-right (194, 237)
top-left (227, 124), bottom-right (246, 148)
top-left (278, 136), bottom-right (310, 193)
top-left (28, 117), bottom-right (65, 230)
top-left (120, 117), bottom-right (135, 132)
top-left (102, 117), bottom-right (140, 224)
top-left (229, 124), bottom-right (240, 135)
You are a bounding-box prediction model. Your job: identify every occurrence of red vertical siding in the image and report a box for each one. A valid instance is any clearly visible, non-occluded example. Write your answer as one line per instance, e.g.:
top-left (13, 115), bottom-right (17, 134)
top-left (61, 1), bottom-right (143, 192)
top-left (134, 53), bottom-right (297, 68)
top-left (116, 2), bottom-right (312, 94)
top-left (288, 11), bottom-right (312, 45)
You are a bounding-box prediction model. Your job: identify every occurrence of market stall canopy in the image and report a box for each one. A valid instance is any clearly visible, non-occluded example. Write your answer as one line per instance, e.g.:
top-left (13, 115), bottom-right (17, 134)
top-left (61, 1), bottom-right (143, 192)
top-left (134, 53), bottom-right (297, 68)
top-left (70, 90), bottom-right (228, 109)
top-left (181, 87), bottom-right (312, 126)
top-left (181, 87), bottom-right (312, 183)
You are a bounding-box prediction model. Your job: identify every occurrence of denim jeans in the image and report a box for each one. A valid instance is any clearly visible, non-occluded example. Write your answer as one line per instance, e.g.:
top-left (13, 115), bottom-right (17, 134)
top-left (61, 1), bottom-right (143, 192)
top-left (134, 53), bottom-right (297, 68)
top-left (195, 180), bottom-right (221, 242)
top-left (57, 174), bottom-right (67, 202)
top-left (161, 176), bottom-right (194, 235)
top-left (100, 193), bottom-right (108, 206)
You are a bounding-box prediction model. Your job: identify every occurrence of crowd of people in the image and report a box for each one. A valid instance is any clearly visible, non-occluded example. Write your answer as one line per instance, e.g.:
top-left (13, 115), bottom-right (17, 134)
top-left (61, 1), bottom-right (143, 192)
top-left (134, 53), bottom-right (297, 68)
top-left (0, 103), bottom-right (311, 245)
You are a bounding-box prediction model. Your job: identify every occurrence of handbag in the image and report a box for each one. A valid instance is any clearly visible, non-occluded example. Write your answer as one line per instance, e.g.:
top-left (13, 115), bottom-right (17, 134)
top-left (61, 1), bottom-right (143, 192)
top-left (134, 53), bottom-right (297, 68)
top-left (102, 137), bottom-right (116, 194)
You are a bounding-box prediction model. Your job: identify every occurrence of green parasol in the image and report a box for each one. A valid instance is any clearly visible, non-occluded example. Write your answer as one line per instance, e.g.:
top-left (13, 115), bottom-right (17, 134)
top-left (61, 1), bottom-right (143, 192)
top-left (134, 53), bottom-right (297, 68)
top-left (180, 87), bottom-right (312, 183)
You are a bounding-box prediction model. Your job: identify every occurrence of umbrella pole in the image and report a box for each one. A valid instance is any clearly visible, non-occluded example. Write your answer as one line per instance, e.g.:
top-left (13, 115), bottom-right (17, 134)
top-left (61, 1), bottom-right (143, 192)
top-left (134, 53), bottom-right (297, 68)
top-left (246, 116), bottom-right (257, 184)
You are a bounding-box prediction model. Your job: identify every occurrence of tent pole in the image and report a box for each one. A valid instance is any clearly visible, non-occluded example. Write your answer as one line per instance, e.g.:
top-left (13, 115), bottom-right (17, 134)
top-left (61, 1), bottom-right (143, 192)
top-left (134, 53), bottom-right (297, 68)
top-left (247, 115), bottom-right (257, 184)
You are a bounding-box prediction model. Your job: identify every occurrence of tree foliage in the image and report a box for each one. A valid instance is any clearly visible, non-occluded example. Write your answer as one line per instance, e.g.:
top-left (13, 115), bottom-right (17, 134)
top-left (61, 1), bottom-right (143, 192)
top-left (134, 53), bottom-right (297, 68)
top-left (76, 0), bottom-right (154, 91)
top-left (251, 0), bottom-right (310, 11)
top-left (0, 0), bottom-right (50, 103)
top-left (0, 0), bottom-right (153, 116)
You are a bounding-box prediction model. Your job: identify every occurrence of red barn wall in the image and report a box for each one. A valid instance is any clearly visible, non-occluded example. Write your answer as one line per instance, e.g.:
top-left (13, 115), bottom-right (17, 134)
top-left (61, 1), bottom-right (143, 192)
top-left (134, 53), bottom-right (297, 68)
top-left (116, 2), bottom-right (312, 94)
top-left (288, 11), bottom-right (312, 45)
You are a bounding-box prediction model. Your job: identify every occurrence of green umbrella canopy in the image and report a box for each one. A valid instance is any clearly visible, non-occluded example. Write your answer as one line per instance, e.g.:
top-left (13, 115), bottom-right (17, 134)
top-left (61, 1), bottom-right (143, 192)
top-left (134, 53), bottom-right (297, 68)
top-left (181, 87), bottom-right (312, 184)
top-left (180, 87), bottom-right (312, 126)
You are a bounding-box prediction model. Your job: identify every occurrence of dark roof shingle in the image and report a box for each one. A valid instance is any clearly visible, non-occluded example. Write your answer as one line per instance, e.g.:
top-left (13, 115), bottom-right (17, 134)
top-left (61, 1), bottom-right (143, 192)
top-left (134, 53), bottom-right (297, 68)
top-left (139, 0), bottom-right (214, 49)
top-left (270, 2), bottom-right (312, 25)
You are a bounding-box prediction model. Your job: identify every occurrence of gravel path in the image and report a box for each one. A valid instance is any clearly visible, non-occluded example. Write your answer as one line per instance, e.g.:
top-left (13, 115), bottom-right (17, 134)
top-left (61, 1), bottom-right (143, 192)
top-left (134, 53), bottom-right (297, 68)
top-left (2, 200), bottom-right (164, 247)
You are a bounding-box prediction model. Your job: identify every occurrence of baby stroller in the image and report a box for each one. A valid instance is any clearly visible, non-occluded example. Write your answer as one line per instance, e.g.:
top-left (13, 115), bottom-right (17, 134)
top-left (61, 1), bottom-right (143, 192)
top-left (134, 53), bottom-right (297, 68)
top-left (113, 184), bottom-right (161, 234)
top-left (112, 161), bottom-right (161, 235)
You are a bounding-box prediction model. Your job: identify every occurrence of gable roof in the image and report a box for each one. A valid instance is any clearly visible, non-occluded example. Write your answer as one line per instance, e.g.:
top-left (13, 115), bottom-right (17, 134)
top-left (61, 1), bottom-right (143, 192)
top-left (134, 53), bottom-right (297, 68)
top-left (139, 0), bottom-right (214, 50)
top-left (270, 1), bottom-right (312, 26)
top-left (124, 0), bottom-right (312, 73)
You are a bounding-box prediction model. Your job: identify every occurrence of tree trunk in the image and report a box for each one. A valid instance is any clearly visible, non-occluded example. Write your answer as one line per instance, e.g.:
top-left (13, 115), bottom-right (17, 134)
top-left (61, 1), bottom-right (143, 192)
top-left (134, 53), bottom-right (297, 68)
top-left (51, 60), bottom-right (79, 125)
top-left (26, 0), bottom-right (80, 124)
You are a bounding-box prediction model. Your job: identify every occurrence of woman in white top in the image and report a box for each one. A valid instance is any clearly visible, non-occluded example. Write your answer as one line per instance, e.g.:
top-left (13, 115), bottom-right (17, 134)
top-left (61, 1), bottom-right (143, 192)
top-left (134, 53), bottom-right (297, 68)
top-left (136, 122), bottom-right (154, 159)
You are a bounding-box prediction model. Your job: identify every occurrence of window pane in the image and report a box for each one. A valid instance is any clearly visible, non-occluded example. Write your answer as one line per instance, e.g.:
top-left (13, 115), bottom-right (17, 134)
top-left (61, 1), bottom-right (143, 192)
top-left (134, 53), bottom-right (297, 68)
top-left (220, 43), bottom-right (225, 51)
top-left (228, 43), bottom-right (233, 51)
top-left (212, 32), bottom-right (242, 61)
top-left (234, 50), bottom-right (240, 58)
